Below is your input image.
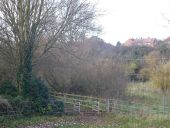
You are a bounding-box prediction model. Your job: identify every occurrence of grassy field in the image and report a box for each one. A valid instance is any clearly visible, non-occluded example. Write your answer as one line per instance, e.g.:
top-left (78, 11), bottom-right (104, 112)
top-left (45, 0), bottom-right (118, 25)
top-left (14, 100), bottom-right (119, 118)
top-left (128, 82), bottom-right (170, 105)
top-left (1, 114), bottom-right (170, 128)
top-left (1, 82), bottom-right (170, 128)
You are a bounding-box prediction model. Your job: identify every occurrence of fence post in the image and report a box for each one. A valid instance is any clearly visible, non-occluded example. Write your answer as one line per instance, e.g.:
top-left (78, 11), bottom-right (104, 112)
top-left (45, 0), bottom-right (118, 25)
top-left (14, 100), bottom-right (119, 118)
top-left (106, 99), bottom-right (110, 112)
top-left (74, 102), bottom-right (80, 113)
top-left (92, 101), bottom-right (100, 114)
top-left (64, 94), bottom-right (66, 103)
top-left (97, 101), bottom-right (100, 114)
top-left (63, 94), bottom-right (66, 112)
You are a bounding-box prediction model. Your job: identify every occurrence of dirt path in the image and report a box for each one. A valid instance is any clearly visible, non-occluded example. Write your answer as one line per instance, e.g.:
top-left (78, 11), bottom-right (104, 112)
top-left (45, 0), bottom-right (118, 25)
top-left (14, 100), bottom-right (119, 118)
top-left (18, 116), bottom-right (102, 128)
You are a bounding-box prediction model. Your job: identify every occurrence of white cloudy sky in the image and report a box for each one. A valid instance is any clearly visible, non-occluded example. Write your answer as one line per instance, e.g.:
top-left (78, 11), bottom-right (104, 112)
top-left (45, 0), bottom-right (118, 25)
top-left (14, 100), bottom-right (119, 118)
top-left (95, 0), bottom-right (170, 45)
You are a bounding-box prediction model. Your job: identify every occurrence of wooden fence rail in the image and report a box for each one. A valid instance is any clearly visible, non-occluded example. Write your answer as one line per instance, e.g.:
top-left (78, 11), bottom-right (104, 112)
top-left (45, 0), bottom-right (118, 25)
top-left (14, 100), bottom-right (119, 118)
top-left (50, 91), bottom-right (170, 116)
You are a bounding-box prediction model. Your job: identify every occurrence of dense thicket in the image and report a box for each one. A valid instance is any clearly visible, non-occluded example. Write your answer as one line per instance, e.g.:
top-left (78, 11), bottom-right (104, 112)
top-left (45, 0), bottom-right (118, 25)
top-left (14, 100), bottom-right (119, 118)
top-left (0, 0), bottom-right (99, 114)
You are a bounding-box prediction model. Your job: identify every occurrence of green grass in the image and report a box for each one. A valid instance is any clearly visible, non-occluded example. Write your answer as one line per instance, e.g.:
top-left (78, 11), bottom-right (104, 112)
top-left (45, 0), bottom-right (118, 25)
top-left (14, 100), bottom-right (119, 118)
top-left (1, 114), bottom-right (170, 128)
top-left (52, 82), bottom-right (170, 116)
top-left (105, 114), bottom-right (170, 128)
top-left (0, 115), bottom-right (72, 128)
top-left (125, 82), bottom-right (170, 115)
top-left (127, 82), bottom-right (170, 105)
top-left (2, 82), bottom-right (170, 127)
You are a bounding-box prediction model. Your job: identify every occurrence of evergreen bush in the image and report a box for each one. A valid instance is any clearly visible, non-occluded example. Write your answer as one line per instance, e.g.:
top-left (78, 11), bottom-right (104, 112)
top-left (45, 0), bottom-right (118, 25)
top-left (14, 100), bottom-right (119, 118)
top-left (28, 77), bottom-right (49, 114)
top-left (0, 80), bottom-right (18, 97)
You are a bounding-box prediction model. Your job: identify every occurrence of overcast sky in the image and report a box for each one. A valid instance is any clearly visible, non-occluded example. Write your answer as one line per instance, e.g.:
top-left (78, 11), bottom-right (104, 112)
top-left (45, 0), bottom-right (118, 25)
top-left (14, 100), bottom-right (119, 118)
top-left (95, 0), bottom-right (170, 45)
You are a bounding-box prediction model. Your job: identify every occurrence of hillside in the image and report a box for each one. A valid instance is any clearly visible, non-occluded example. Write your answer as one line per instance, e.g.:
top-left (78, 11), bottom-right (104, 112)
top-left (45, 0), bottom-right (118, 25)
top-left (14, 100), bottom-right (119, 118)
top-left (73, 36), bottom-right (115, 59)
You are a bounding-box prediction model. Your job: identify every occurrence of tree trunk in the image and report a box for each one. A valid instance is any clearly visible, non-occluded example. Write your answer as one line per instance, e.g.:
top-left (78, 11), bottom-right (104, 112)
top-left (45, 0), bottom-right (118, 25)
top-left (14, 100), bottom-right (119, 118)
top-left (17, 40), bottom-right (34, 97)
top-left (17, 65), bottom-right (24, 93)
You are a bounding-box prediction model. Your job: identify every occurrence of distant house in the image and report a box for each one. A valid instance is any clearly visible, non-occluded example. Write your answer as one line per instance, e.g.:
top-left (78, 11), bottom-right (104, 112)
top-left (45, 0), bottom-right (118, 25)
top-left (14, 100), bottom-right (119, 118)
top-left (164, 37), bottom-right (170, 44)
top-left (123, 37), bottom-right (158, 47)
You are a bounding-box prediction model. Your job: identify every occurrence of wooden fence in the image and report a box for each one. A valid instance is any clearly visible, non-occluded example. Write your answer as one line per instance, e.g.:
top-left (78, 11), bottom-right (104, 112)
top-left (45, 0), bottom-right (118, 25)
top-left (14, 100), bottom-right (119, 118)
top-left (50, 92), bottom-right (170, 117)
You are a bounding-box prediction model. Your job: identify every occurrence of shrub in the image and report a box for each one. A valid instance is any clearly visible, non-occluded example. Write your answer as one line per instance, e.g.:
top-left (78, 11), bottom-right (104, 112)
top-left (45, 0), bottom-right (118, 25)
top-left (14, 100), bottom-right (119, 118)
top-left (52, 100), bottom-right (64, 113)
top-left (56, 101), bottom-right (64, 113)
top-left (0, 96), bottom-right (11, 116)
top-left (28, 77), bottom-right (49, 114)
top-left (0, 78), bottom-right (50, 115)
top-left (48, 97), bottom-right (64, 115)
top-left (9, 96), bottom-right (33, 116)
top-left (0, 80), bottom-right (18, 97)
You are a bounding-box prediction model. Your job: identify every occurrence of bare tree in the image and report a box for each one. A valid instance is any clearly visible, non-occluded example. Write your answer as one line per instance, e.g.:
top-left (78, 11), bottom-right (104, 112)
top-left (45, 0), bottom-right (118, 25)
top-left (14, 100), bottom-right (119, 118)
top-left (0, 0), bottom-right (99, 95)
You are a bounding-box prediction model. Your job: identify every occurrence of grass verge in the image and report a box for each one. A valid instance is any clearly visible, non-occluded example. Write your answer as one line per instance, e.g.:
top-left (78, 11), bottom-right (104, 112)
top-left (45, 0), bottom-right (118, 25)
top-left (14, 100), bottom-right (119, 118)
top-left (1, 113), bottom-right (170, 128)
